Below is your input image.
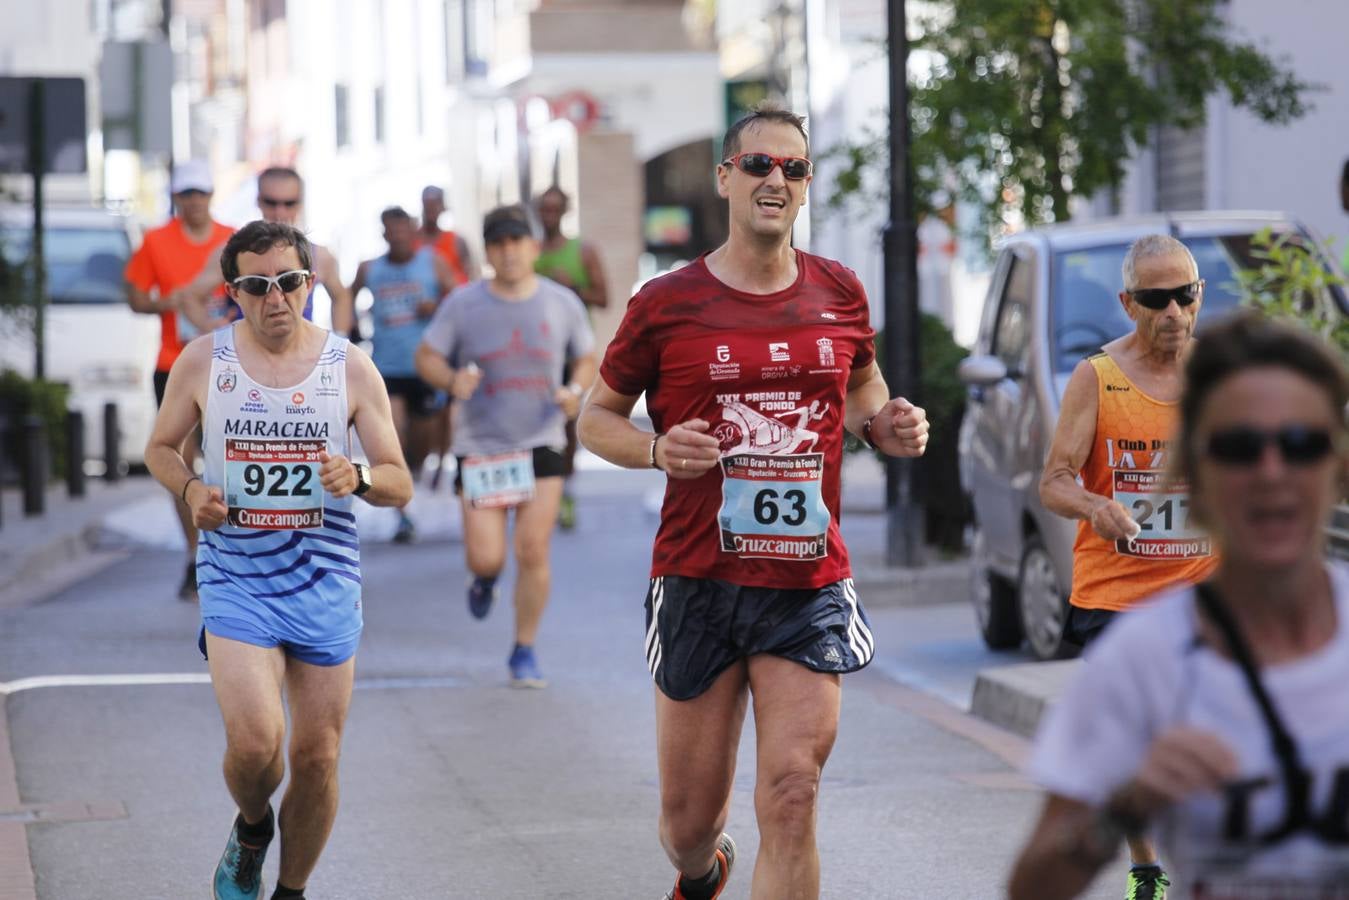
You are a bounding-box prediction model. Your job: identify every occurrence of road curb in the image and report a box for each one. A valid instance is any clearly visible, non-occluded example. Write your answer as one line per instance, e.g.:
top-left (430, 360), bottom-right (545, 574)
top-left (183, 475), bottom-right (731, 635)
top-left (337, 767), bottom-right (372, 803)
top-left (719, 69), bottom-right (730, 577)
top-left (969, 659), bottom-right (1082, 739)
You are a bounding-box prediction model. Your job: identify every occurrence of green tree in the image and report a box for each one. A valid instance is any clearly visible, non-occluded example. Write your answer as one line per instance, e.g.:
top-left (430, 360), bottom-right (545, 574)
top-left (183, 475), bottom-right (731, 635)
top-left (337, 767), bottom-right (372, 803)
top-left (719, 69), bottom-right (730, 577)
top-left (825, 0), bottom-right (1313, 235)
top-left (1234, 227), bottom-right (1349, 354)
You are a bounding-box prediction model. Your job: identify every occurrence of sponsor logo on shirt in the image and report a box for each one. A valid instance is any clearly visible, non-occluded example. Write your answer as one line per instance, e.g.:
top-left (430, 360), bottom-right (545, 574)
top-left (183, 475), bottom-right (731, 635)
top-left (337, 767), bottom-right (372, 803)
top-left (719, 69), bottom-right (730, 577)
top-left (769, 342), bottom-right (791, 362)
top-left (817, 338), bottom-right (835, 368)
top-left (1106, 383), bottom-right (1130, 392)
top-left (821, 312), bottom-right (839, 320)
top-left (216, 369), bottom-right (237, 393)
top-left (709, 344), bottom-right (740, 381)
top-left (248, 389), bottom-right (262, 402)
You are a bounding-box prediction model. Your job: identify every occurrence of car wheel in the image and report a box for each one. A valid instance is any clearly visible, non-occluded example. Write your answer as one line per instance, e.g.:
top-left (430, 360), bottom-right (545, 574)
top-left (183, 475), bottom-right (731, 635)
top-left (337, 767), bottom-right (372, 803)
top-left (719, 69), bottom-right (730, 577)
top-left (970, 528), bottom-right (1023, 649)
top-left (1018, 535), bottom-right (1073, 661)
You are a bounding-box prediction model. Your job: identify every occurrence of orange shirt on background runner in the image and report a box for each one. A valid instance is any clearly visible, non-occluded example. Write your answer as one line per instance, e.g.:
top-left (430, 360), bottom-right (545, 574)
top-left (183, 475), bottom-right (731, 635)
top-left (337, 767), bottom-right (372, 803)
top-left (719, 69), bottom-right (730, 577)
top-left (420, 231), bottom-right (469, 286)
top-left (124, 217), bottom-right (234, 372)
top-left (1070, 353), bottom-right (1218, 612)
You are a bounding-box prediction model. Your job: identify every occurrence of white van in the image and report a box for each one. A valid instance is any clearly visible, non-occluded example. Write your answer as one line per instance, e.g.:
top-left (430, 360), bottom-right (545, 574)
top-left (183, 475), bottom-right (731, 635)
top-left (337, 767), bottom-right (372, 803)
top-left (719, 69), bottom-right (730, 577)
top-left (0, 204), bottom-right (156, 468)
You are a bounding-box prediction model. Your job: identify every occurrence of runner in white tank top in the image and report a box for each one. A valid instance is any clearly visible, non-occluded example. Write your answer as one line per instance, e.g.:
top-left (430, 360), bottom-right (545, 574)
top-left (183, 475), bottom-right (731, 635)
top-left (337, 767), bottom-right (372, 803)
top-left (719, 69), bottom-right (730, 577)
top-left (145, 221), bottom-right (412, 900)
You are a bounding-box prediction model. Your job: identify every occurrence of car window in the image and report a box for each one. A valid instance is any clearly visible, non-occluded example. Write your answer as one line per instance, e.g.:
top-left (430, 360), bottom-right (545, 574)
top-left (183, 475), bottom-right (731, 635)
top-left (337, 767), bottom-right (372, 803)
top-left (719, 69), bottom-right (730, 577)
top-left (1, 225), bottom-right (131, 305)
top-left (992, 253), bottom-right (1033, 372)
top-left (1050, 235), bottom-right (1268, 373)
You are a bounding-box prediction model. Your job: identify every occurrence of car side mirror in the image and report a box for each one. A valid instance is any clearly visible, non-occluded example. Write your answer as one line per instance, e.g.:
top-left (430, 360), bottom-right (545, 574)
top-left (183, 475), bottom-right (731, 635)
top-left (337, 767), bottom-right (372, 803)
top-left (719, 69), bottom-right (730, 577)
top-left (958, 355), bottom-right (1011, 387)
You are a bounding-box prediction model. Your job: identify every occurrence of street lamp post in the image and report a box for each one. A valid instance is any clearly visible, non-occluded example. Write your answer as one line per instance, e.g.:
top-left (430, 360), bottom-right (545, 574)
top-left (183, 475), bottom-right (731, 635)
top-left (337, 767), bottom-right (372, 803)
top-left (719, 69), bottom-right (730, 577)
top-left (883, 0), bottom-right (924, 567)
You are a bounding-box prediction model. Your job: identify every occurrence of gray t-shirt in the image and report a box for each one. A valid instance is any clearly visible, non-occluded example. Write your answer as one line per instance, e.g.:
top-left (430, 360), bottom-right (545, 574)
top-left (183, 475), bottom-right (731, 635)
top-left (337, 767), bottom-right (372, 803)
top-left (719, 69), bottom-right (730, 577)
top-left (421, 277), bottom-right (595, 456)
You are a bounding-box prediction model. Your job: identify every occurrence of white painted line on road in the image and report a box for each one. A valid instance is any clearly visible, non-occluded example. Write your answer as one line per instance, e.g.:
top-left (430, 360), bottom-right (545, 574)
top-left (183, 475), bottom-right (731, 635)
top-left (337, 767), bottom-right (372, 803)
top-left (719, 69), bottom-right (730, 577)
top-left (0, 673), bottom-right (212, 696)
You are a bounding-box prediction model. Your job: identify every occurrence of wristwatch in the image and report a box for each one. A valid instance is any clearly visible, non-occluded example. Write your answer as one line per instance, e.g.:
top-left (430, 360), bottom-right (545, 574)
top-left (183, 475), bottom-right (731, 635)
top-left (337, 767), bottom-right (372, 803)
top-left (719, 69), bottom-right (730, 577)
top-left (352, 461), bottom-right (373, 497)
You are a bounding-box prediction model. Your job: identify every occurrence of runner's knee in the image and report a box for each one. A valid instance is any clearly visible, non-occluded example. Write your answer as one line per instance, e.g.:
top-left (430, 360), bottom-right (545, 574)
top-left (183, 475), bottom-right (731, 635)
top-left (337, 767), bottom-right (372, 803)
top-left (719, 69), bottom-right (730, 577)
top-left (514, 534), bottom-right (551, 569)
top-left (225, 726), bottom-right (284, 774)
top-left (288, 735), bottom-right (341, 782)
top-left (755, 767), bottom-right (822, 832)
top-left (660, 804), bottom-right (724, 861)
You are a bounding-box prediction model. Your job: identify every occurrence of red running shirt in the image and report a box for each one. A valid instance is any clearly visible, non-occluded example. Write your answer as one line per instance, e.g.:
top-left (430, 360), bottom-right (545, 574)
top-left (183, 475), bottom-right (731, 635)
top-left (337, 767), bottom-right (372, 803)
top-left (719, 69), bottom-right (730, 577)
top-left (601, 251), bottom-right (875, 589)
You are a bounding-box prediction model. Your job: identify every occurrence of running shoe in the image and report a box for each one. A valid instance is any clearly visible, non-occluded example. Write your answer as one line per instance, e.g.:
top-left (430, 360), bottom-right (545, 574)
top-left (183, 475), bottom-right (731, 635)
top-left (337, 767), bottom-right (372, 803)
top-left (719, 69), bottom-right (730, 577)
top-left (662, 833), bottom-right (737, 900)
top-left (212, 817), bottom-right (270, 900)
top-left (1126, 865), bottom-right (1170, 900)
top-left (508, 644), bottom-right (547, 689)
top-left (558, 493), bottom-right (577, 530)
top-left (392, 511), bottom-right (416, 544)
top-left (467, 576), bottom-right (498, 620)
top-left (178, 562), bottom-right (198, 603)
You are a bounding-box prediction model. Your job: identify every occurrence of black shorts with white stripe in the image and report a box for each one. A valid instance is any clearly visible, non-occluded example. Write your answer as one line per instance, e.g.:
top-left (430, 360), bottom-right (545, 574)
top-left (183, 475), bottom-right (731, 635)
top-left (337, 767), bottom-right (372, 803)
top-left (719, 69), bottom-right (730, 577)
top-left (642, 575), bottom-right (874, 701)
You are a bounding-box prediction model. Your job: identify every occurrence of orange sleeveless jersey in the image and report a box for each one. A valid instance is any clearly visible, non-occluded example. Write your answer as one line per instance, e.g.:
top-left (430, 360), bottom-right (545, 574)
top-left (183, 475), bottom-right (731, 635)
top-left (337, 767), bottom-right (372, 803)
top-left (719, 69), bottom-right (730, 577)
top-left (1069, 353), bottom-right (1217, 611)
top-left (424, 231), bottom-right (468, 286)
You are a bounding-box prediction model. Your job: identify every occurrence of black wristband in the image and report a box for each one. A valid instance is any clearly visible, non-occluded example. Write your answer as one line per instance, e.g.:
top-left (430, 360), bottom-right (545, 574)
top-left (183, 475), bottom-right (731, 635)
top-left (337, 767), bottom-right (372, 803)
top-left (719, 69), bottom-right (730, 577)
top-left (861, 416), bottom-right (880, 450)
top-left (181, 475), bottom-right (202, 504)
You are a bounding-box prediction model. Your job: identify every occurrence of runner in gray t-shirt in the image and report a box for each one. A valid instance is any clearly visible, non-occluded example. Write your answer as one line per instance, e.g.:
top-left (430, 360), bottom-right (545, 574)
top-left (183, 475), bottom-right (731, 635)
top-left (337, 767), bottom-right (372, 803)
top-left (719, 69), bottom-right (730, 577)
top-left (415, 204), bottom-right (597, 688)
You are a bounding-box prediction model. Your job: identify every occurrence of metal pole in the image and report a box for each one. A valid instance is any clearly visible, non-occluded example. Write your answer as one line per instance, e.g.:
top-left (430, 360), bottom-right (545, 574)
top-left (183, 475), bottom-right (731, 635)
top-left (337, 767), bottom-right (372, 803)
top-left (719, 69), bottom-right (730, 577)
top-left (28, 78), bottom-right (47, 382)
top-left (66, 409), bottom-right (86, 497)
top-left (883, 0), bottom-right (925, 567)
top-left (103, 401), bottom-right (122, 482)
top-left (22, 415), bottom-right (45, 516)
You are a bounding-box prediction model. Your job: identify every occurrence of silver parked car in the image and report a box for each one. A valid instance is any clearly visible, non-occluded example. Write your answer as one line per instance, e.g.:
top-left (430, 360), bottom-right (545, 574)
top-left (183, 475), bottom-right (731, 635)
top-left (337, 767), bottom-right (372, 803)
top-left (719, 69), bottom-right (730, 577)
top-left (956, 212), bottom-right (1347, 660)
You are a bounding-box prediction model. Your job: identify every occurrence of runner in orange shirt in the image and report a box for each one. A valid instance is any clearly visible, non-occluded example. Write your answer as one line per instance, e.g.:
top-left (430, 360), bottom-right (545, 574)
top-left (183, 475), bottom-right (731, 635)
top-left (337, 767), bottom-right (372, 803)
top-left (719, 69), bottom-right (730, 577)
top-left (125, 159), bottom-right (234, 601)
top-left (1039, 233), bottom-right (1220, 900)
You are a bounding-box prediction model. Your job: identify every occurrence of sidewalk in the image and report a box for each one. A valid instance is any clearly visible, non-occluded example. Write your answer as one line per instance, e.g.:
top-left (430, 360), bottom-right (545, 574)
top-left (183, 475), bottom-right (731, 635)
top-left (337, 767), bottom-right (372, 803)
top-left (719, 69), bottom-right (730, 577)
top-left (0, 477), bottom-right (159, 609)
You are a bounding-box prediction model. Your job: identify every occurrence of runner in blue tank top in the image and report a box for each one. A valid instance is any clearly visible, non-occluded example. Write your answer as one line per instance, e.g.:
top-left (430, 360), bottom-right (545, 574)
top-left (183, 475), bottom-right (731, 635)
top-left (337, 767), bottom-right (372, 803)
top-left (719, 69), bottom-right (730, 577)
top-left (146, 221), bottom-right (412, 900)
top-left (349, 205), bottom-right (459, 542)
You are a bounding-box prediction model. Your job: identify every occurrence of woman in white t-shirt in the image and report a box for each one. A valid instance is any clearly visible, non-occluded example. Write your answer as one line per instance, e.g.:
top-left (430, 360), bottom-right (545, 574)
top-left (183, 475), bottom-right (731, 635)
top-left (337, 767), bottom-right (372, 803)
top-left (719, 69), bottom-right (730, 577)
top-left (1009, 311), bottom-right (1349, 900)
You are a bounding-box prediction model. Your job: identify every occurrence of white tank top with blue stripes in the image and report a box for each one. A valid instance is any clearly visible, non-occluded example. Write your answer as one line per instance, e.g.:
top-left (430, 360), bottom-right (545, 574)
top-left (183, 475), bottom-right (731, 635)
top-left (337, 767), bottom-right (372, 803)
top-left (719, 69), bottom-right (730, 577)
top-left (198, 325), bottom-right (361, 641)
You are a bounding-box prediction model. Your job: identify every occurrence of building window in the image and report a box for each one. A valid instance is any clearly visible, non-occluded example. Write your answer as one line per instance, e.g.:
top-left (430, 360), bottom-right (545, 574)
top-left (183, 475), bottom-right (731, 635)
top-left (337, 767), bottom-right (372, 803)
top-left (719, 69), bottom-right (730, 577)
top-left (335, 84), bottom-right (350, 148)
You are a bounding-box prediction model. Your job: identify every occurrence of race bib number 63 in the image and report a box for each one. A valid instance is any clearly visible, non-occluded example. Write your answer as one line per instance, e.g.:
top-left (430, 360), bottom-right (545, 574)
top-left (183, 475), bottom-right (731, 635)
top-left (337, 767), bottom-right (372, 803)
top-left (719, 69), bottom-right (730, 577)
top-left (718, 452), bottom-right (830, 561)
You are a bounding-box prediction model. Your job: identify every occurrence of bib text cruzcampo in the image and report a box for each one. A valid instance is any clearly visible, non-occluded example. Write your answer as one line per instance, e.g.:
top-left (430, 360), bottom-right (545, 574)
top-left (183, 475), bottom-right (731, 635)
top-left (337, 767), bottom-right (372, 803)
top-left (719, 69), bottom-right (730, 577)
top-left (224, 418), bottom-right (331, 439)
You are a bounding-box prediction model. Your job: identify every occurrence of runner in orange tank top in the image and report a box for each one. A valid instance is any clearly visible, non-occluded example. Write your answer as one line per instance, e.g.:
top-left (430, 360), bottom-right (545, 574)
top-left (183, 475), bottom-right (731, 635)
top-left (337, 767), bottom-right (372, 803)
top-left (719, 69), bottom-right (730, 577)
top-left (1039, 233), bottom-right (1219, 900)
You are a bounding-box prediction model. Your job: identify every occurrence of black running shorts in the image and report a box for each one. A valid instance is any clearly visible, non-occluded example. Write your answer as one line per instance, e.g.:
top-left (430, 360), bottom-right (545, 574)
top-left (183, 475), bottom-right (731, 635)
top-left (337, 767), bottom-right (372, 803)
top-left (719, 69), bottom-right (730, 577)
top-left (453, 446), bottom-right (567, 493)
top-left (643, 575), bottom-right (875, 701)
top-left (1064, 605), bottom-right (1118, 648)
top-left (382, 375), bottom-right (442, 418)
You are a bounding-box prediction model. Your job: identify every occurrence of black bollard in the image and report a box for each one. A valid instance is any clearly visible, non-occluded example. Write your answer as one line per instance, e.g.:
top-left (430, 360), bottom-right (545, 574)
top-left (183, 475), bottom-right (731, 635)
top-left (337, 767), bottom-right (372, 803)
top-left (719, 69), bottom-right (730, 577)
top-left (66, 409), bottom-right (86, 497)
top-left (22, 414), bottom-right (46, 516)
top-left (103, 401), bottom-right (121, 482)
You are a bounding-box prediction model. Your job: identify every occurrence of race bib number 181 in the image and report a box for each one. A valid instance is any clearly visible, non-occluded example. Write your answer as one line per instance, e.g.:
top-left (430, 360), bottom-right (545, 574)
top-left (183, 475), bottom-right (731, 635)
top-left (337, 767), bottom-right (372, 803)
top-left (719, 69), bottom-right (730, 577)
top-left (462, 450), bottom-right (535, 509)
top-left (224, 438), bottom-right (324, 530)
top-left (718, 452), bottom-right (830, 561)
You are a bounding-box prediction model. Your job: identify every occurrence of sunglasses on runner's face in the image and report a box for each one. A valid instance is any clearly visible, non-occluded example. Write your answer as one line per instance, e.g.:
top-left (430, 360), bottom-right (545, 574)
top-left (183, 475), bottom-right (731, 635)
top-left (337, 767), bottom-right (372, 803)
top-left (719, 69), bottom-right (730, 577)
top-left (258, 196), bottom-right (301, 209)
top-left (231, 270), bottom-right (311, 297)
top-left (1205, 426), bottom-right (1335, 466)
top-left (722, 153), bottom-right (813, 180)
top-left (1130, 280), bottom-right (1203, 310)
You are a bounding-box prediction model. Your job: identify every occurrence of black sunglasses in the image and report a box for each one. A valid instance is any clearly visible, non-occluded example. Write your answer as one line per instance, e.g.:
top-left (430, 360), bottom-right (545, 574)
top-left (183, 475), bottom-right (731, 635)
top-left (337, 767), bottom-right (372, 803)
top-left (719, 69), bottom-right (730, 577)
top-left (1129, 280), bottom-right (1203, 310)
top-left (722, 152), bottom-right (813, 181)
top-left (1205, 426), bottom-right (1335, 466)
top-left (231, 269), bottom-right (311, 297)
top-left (259, 195), bottom-right (301, 209)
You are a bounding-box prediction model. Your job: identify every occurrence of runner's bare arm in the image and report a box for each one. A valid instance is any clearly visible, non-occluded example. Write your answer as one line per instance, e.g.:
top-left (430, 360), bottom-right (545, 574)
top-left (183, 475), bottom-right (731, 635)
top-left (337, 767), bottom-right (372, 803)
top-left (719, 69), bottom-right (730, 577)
top-left (335, 261), bottom-right (366, 337)
top-left (578, 378), bottom-right (719, 480)
top-left (413, 342), bottom-right (480, 398)
top-left (169, 245), bottom-right (227, 332)
top-left (843, 361), bottom-right (929, 458)
top-left (1040, 359), bottom-right (1134, 539)
top-left (576, 242), bottom-right (609, 310)
top-left (553, 352), bottom-right (597, 420)
top-left (1007, 794), bottom-right (1116, 900)
top-left (456, 235), bottom-right (479, 280)
top-left (144, 339), bottom-right (226, 529)
top-left (340, 346), bottom-right (414, 507)
top-left (315, 246), bottom-right (352, 330)
top-left (431, 254), bottom-right (458, 301)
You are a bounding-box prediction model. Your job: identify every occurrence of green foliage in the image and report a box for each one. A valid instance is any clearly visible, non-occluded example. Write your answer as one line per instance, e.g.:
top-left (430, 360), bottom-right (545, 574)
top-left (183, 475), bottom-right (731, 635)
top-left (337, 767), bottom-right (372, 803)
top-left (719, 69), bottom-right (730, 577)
top-left (858, 314), bottom-right (971, 551)
top-left (0, 369), bottom-right (70, 480)
top-left (1233, 228), bottom-right (1349, 354)
top-left (822, 0), bottom-right (1314, 240)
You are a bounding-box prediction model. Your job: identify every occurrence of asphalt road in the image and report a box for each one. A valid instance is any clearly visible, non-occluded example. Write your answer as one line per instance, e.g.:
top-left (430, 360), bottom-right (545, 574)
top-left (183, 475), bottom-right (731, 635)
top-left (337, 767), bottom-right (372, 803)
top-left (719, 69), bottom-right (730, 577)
top-left (0, 466), bottom-right (1126, 899)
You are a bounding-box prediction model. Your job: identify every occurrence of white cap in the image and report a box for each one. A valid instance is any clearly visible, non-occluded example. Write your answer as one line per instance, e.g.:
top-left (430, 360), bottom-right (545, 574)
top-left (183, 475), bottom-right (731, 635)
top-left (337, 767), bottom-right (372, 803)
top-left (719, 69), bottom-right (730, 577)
top-left (170, 159), bottom-right (214, 194)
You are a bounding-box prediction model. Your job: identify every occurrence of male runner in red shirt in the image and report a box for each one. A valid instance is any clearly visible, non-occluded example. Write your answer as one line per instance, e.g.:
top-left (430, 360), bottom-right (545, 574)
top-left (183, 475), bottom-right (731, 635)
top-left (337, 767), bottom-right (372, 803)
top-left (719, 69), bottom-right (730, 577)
top-left (579, 106), bottom-right (929, 900)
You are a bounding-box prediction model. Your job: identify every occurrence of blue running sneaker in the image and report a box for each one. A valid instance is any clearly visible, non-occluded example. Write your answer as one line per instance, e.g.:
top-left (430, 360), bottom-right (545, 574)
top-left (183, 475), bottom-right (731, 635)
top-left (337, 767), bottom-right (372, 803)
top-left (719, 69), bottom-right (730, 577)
top-left (213, 814), bottom-right (271, 900)
top-left (508, 644), bottom-right (547, 688)
top-left (467, 576), bottom-right (498, 620)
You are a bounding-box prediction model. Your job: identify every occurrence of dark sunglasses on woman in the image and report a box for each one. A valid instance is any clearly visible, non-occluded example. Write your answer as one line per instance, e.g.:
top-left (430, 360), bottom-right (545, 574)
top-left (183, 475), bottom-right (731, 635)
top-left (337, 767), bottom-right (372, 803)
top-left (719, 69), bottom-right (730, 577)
top-left (1205, 425), bottom-right (1335, 466)
top-left (722, 152), bottom-right (813, 181)
top-left (1129, 280), bottom-right (1203, 310)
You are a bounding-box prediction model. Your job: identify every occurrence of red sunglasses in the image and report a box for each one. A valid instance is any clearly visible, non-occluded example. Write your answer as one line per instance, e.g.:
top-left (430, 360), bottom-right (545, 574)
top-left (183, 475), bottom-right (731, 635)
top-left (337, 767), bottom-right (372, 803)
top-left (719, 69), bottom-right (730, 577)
top-left (721, 152), bottom-right (813, 181)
